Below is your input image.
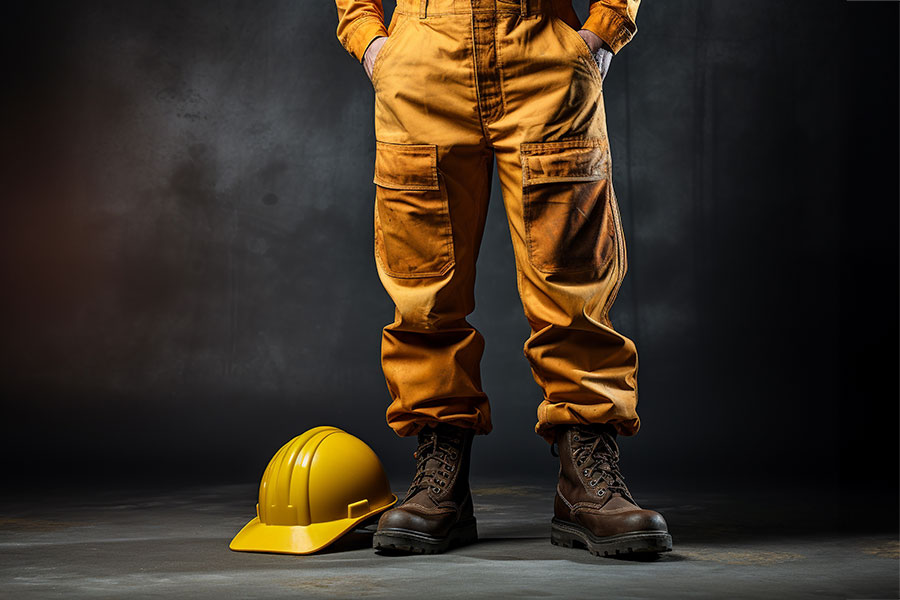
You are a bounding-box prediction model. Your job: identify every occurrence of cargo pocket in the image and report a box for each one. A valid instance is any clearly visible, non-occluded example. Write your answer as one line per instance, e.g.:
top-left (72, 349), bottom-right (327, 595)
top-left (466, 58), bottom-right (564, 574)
top-left (520, 138), bottom-right (617, 275)
top-left (373, 141), bottom-right (455, 279)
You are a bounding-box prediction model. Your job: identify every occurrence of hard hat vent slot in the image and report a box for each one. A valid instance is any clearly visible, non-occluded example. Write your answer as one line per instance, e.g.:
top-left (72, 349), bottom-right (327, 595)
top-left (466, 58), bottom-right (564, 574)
top-left (347, 499), bottom-right (370, 519)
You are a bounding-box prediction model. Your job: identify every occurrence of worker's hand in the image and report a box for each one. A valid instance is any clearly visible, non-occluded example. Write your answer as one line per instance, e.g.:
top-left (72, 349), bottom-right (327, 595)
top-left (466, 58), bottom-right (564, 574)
top-left (363, 36), bottom-right (388, 82)
top-left (578, 29), bottom-right (613, 82)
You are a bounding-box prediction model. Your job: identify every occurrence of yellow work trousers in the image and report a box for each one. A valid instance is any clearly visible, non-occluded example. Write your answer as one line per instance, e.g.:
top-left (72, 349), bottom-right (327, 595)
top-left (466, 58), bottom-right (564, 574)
top-left (372, 0), bottom-right (640, 443)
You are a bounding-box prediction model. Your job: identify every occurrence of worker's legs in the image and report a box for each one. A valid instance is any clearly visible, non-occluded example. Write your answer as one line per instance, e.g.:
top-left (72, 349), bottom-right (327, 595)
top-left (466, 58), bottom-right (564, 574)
top-left (373, 0), bottom-right (639, 442)
top-left (486, 2), bottom-right (640, 443)
top-left (372, 6), bottom-right (494, 438)
top-left (370, 1), bottom-right (494, 555)
top-left (480, 1), bottom-right (669, 558)
top-left (370, 0), bottom-right (661, 557)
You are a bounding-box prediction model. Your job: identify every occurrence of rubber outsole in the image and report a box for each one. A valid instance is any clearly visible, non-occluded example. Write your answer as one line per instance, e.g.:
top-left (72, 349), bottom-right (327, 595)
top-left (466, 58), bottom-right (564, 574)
top-left (373, 518), bottom-right (478, 555)
top-left (550, 517), bottom-right (673, 557)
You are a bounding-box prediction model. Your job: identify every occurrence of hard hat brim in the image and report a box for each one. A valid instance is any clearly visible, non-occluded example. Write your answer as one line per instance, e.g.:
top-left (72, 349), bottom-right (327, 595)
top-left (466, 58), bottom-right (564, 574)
top-left (229, 494), bottom-right (397, 555)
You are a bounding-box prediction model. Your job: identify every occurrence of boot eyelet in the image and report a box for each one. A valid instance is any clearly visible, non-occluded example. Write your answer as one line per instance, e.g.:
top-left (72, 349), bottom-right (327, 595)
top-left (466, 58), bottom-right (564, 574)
top-left (590, 480), bottom-right (598, 487)
top-left (573, 436), bottom-right (579, 441)
top-left (432, 486), bottom-right (441, 493)
top-left (582, 469), bottom-right (589, 476)
top-left (597, 489), bottom-right (605, 497)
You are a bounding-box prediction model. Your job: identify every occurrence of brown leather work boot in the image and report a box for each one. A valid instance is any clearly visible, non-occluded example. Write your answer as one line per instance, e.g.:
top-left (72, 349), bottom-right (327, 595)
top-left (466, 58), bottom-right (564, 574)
top-left (373, 423), bottom-right (477, 554)
top-left (551, 423), bottom-right (672, 557)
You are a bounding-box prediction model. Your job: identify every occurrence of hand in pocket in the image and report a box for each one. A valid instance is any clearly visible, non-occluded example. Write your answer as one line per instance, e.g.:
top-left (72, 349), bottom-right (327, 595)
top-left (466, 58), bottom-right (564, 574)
top-left (577, 29), bottom-right (613, 82)
top-left (364, 36), bottom-right (388, 82)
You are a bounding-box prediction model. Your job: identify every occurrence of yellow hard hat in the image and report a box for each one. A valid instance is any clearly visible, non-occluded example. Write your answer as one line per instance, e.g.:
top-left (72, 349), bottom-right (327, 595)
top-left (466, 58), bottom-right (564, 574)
top-left (229, 426), bottom-right (397, 554)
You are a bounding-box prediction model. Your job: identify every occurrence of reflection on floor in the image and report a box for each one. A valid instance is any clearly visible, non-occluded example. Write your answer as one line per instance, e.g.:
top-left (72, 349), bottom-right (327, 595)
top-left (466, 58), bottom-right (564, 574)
top-left (1, 482), bottom-right (897, 599)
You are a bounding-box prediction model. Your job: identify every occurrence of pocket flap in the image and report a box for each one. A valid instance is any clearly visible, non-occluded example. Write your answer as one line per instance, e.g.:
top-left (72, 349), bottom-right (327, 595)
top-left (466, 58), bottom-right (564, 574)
top-left (520, 140), bottom-right (608, 186)
top-left (374, 141), bottom-right (440, 190)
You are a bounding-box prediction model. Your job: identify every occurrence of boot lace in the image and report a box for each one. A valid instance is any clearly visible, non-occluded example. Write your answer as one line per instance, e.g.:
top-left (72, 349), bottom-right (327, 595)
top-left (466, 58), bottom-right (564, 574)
top-left (405, 426), bottom-right (462, 498)
top-left (569, 425), bottom-right (635, 503)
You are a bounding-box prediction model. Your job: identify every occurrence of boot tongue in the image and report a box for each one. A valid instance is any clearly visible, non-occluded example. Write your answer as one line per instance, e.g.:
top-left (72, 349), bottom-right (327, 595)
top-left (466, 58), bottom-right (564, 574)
top-left (603, 493), bottom-right (640, 510)
top-left (571, 426), bottom-right (636, 505)
top-left (417, 441), bottom-right (447, 478)
top-left (405, 427), bottom-right (457, 499)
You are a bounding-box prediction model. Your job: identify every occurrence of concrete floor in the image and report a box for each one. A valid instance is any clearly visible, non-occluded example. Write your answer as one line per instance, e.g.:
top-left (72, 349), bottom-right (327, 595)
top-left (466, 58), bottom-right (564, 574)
top-left (1, 482), bottom-right (897, 599)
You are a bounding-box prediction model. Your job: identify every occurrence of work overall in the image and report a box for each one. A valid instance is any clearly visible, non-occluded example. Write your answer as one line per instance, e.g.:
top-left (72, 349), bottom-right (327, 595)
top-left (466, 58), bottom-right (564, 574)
top-left (369, 0), bottom-right (640, 442)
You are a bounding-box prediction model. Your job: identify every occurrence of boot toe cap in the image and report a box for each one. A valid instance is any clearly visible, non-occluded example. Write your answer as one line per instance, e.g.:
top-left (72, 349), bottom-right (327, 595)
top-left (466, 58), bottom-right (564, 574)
top-left (377, 505), bottom-right (421, 531)
top-left (377, 504), bottom-right (456, 537)
top-left (621, 509), bottom-right (668, 533)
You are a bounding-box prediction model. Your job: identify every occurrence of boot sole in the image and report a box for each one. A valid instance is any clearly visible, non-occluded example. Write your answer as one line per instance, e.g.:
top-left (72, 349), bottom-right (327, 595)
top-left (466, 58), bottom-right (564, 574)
top-left (551, 517), bottom-right (672, 557)
top-left (373, 518), bottom-right (478, 555)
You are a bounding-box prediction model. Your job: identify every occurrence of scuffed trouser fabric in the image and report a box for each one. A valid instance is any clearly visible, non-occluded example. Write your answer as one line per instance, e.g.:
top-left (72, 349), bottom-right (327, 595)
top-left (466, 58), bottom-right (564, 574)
top-left (372, 0), bottom-right (639, 443)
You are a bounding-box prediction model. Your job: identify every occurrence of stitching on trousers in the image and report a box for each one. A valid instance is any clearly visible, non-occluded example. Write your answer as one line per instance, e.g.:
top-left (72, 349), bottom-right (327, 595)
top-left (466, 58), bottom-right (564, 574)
top-left (468, 16), bottom-right (493, 143)
top-left (494, 18), bottom-right (507, 115)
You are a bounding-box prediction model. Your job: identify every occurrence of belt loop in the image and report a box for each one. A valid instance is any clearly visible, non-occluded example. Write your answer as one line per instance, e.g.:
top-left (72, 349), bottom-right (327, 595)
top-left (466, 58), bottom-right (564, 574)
top-left (520, 0), bottom-right (529, 18)
top-left (419, 0), bottom-right (427, 19)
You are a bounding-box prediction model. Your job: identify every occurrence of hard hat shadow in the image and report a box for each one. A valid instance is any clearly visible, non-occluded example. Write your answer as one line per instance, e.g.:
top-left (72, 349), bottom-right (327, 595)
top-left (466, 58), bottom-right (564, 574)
top-left (301, 517), bottom-right (382, 555)
top-left (312, 529), bottom-right (379, 555)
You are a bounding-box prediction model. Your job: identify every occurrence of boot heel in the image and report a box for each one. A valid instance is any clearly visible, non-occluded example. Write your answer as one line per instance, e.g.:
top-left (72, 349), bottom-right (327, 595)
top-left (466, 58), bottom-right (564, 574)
top-left (450, 517), bottom-right (478, 548)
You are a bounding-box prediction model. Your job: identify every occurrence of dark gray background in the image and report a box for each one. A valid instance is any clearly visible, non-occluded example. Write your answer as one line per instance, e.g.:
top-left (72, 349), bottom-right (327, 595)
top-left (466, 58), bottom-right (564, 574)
top-left (2, 0), bottom-right (896, 515)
